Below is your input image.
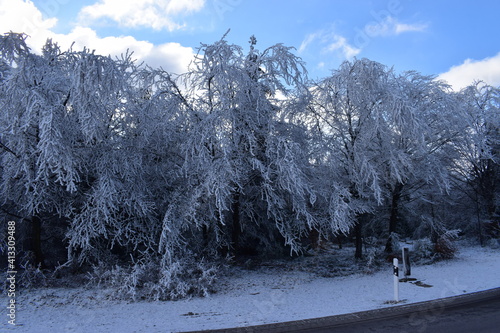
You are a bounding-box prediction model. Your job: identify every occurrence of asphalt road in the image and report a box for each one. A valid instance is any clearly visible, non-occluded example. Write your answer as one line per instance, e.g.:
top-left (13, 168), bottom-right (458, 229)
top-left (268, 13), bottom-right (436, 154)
top-left (309, 295), bottom-right (500, 333)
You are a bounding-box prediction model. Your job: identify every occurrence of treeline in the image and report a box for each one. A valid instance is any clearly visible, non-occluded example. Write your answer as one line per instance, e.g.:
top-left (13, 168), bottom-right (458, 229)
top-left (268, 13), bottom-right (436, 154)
top-left (0, 32), bottom-right (498, 298)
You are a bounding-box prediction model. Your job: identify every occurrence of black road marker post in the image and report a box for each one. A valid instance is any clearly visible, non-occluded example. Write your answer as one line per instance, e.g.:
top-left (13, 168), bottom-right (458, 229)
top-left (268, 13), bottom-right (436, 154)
top-left (402, 247), bottom-right (411, 277)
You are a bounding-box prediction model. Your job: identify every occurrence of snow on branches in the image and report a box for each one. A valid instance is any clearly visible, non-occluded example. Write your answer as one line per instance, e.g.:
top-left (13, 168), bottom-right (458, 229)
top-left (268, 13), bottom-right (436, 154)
top-left (0, 32), bottom-right (498, 297)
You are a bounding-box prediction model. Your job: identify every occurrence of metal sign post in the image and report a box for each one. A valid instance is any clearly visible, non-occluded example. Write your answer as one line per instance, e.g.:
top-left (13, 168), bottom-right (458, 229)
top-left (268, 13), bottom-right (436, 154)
top-left (402, 247), bottom-right (411, 277)
top-left (393, 258), bottom-right (399, 302)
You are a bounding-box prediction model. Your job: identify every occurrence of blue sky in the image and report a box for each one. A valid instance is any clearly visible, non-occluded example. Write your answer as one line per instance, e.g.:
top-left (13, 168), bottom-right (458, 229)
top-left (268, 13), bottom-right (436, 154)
top-left (1, 0), bottom-right (500, 89)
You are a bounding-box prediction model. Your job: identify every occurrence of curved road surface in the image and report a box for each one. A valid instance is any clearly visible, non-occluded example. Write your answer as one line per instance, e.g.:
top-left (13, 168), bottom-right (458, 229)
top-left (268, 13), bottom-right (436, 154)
top-left (184, 288), bottom-right (500, 333)
top-left (306, 295), bottom-right (500, 333)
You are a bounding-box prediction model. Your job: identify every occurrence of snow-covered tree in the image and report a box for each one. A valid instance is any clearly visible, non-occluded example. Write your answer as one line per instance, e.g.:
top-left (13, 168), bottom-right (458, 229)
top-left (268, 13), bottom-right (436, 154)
top-left (3, 30), bottom-right (495, 299)
top-left (380, 71), bottom-right (460, 252)
top-left (0, 33), bottom-right (184, 267)
top-left (309, 59), bottom-right (393, 258)
top-left (0, 34), bottom-right (81, 266)
top-left (160, 35), bottom-right (329, 259)
top-left (451, 83), bottom-right (500, 243)
top-left (309, 59), bottom-right (459, 258)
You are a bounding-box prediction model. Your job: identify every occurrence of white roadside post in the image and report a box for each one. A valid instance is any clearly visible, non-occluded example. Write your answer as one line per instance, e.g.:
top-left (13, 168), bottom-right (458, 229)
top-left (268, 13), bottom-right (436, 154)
top-left (393, 258), bottom-right (399, 302)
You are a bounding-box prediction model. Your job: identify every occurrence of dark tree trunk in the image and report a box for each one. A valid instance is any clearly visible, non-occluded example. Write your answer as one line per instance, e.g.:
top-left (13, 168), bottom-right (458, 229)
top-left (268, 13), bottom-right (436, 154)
top-left (385, 183), bottom-right (403, 253)
top-left (337, 235), bottom-right (343, 249)
top-left (475, 194), bottom-right (484, 246)
top-left (349, 186), bottom-right (364, 260)
top-left (483, 160), bottom-right (499, 228)
top-left (202, 224), bottom-right (210, 249)
top-left (354, 218), bottom-right (363, 260)
top-left (309, 228), bottom-right (320, 250)
top-left (31, 215), bottom-right (44, 268)
top-left (231, 191), bottom-right (241, 256)
top-left (430, 197), bottom-right (439, 244)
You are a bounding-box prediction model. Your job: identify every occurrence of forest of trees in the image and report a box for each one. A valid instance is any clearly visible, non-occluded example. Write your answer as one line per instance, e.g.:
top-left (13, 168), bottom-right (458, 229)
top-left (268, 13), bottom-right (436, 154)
top-left (0, 32), bottom-right (498, 299)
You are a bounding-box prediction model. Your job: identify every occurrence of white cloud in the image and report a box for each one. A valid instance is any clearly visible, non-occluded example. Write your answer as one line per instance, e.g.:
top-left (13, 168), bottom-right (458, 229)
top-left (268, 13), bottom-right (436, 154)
top-left (300, 16), bottom-right (424, 61)
top-left (365, 16), bottom-right (427, 37)
top-left (0, 0), bottom-right (58, 46)
top-left (395, 22), bottom-right (428, 34)
top-left (325, 35), bottom-right (360, 59)
top-left (437, 53), bottom-right (500, 90)
top-left (299, 29), bottom-right (360, 60)
top-left (142, 42), bottom-right (195, 74)
top-left (54, 27), bottom-right (194, 74)
top-left (79, 0), bottom-right (206, 31)
top-left (298, 32), bottom-right (318, 53)
top-left (0, 0), bottom-right (195, 74)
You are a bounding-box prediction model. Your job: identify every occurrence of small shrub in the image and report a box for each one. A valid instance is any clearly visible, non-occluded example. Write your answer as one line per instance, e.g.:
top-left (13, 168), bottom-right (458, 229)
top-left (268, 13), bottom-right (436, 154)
top-left (412, 238), bottom-right (435, 264)
top-left (487, 238), bottom-right (500, 249)
top-left (364, 247), bottom-right (384, 274)
top-left (484, 221), bottom-right (500, 239)
top-left (435, 230), bottom-right (460, 259)
top-left (386, 232), bottom-right (402, 254)
top-left (0, 262), bottom-right (49, 291)
top-left (17, 263), bottom-right (48, 288)
top-left (88, 255), bottom-right (219, 301)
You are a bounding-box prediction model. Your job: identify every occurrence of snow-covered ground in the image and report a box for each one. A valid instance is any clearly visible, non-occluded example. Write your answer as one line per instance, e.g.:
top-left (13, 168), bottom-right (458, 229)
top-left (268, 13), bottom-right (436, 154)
top-left (2, 244), bottom-right (499, 333)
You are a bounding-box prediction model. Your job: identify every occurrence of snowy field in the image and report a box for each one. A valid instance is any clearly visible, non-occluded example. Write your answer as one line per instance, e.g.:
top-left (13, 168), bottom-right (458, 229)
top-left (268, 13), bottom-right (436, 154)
top-left (1, 244), bottom-right (499, 333)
